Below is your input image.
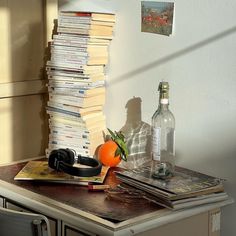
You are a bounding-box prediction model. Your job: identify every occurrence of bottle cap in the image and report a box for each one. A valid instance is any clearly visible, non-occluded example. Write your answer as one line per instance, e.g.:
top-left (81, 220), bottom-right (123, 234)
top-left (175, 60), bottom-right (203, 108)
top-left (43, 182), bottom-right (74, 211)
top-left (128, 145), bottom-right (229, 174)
top-left (158, 82), bottom-right (169, 100)
top-left (158, 82), bottom-right (169, 92)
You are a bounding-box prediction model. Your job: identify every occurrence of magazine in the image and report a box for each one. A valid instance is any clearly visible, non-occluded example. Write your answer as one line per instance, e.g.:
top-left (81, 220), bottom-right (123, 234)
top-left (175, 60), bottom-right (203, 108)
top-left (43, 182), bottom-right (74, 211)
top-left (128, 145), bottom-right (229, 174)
top-left (106, 183), bottom-right (228, 210)
top-left (14, 161), bottom-right (109, 186)
top-left (115, 165), bottom-right (224, 201)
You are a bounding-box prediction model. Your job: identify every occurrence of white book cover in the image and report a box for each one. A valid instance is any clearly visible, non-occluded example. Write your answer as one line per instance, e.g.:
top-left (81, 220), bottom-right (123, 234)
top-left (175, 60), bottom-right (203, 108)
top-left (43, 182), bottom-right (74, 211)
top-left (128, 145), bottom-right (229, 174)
top-left (53, 33), bottom-right (111, 44)
top-left (47, 101), bottom-right (103, 114)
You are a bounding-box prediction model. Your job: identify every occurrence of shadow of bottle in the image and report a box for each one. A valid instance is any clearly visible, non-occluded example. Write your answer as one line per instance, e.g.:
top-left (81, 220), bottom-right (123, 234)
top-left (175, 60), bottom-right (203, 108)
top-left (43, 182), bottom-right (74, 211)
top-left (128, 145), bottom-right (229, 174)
top-left (119, 97), bottom-right (152, 169)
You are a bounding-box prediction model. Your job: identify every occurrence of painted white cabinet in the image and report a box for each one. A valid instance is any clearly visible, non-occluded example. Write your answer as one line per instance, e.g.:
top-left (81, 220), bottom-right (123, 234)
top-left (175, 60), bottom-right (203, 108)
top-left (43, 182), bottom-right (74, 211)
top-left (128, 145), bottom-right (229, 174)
top-left (0, 191), bottom-right (231, 236)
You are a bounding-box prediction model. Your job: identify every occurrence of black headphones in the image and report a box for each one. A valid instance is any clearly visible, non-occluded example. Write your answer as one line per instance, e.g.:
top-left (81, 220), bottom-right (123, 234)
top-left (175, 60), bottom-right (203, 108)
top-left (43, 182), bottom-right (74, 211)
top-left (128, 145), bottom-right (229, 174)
top-left (48, 148), bottom-right (102, 177)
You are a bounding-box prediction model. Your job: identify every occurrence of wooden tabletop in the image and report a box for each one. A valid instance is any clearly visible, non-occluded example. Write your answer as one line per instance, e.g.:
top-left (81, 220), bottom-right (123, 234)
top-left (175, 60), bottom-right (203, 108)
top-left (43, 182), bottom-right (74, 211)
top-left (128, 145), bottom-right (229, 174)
top-left (0, 159), bottom-right (162, 222)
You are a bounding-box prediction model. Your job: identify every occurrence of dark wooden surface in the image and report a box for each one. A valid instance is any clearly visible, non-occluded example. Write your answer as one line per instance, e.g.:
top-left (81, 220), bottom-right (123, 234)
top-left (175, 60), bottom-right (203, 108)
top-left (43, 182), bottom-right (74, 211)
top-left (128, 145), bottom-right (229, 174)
top-left (0, 160), bottom-right (162, 222)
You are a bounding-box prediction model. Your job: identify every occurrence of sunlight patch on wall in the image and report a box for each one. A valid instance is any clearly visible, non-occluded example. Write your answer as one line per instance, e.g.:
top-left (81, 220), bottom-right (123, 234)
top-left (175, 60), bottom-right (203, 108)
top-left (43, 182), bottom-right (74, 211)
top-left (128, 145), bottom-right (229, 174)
top-left (0, 6), bottom-right (12, 83)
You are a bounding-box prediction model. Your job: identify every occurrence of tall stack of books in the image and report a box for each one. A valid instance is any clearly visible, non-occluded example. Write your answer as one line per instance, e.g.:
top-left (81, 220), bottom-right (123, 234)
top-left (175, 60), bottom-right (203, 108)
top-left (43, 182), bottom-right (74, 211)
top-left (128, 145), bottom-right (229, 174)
top-left (46, 11), bottom-right (116, 157)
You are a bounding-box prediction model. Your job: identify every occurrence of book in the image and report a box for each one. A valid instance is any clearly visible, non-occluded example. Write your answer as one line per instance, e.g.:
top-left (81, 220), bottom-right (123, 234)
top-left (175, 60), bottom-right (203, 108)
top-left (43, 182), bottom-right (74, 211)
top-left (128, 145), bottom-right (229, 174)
top-left (50, 49), bottom-right (108, 61)
top-left (49, 93), bottom-right (106, 108)
top-left (46, 63), bottom-right (105, 73)
top-left (46, 105), bottom-right (104, 118)
top-left (47, 143), bottom-right (100, 157)
top-left (115, 164), bottom-right (226, 209)
top-left (58, 19), bottom-right (115, 28)
top-left (48, 136), bottom-right (103, 151)
top-left (47, 64), bottom-right (105, 74)
top-left (53, 34), bottom-right (111, 45)
top-left (49, 55), bottom-right (108, 66)
top-left (58, 23), bottom-right (114, 32)
top-left (48, 79), bottom-right (105, 89)
top-left (58, 16), bottom-right (115, 26)
top-left (47, 71), bottom-right (106, 81)
top-left (48, 87), bottom-right (105, 97)
top-left (47, 101), bottom-right (103, 115)
top-left (107, 183), bottom-right (229, 210)
top-left (48, 116), bottom-right (106, 134)
top-left (52, 39), bottom-right (110, 48)
top-left (14, 161), bottom-right (109, 186)
top-left (49, 128), bottom-right (104, 141)
top-left (59, 11), bottom-right (116, 23)
top-left (46, 108), bottom-right (105, 126)
top-left (49, 117), bottom-right (106, 131)
top-left (57, 26), bottom-right (113, 38)
top-left (48, 117), bottom-right (106, 133)
top-left (50, 44), bottom-right (108, 58)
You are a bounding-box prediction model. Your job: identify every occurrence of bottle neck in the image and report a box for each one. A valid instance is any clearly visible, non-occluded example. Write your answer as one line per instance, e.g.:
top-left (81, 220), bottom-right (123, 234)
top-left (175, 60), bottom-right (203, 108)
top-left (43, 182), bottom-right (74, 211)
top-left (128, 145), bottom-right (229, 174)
top-left (159, 98), bottom-right (169, 110)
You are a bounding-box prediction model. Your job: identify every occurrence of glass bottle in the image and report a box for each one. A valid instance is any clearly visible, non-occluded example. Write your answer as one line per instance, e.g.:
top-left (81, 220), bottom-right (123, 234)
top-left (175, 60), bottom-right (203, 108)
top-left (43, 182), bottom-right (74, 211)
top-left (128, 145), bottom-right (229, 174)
top-left (151, 82), bottom-right (175, 179)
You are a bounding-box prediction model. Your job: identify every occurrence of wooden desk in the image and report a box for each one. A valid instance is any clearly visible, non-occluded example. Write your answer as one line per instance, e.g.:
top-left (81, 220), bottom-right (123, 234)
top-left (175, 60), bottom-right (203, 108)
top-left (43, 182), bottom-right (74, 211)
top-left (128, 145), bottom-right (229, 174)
top-left (0, 159), bottom-right (233, 236)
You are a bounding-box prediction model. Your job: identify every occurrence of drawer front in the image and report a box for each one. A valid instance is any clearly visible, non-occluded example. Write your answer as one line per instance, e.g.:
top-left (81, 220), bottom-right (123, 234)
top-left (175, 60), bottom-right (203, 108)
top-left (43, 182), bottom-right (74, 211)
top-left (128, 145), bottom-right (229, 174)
top-left (5, 200), bottom-right (58, 236)
top-left (62, 222), bottom-right (96, 236)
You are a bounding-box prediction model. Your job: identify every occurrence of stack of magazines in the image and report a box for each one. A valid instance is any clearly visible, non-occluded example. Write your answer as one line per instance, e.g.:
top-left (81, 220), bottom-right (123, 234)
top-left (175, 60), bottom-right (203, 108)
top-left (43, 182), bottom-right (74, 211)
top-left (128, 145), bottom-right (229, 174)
top-left (114, 165), bottom-right (229, 210)
top-left (45, 11), bottom-right (116, 157)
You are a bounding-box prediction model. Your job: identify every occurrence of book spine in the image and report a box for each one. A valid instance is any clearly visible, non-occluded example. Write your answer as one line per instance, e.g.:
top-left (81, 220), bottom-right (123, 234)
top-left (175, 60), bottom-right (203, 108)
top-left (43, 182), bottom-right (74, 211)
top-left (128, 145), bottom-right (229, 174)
top-left (50, 129), bottom-right (91, 140)
top-left (48, 143), bottom-right (90, 156)
top-left (46, 106), bottom-right (82, 117)
top-left (47, 101), bottom-right (103, 114)
top-left (48, 75), bottom-right (91, 81)
top-left (53, 34), bottom-right (90, 41)
top-left (48, 80), bottom-right (105, 89)
top-left (60, 12), bottom-right (92, 17)
top-left (51, 48), bottom-right (89, 57)
top-left (49, 57), bottom-right (88, 66)
top-left (49, 123), bottom-right (90, 134)
top-left (48, 74), bottom-right (104, 81)
top-left (51, 43), bottom-right (89, 50)
top-left (58, 22), bottom-right (93, 29)
top-left (46, 61), bottom-right (86, 70)
top-left (46, 65), bottom-right (105, 74)
top-left (57, 27), bottom-right (91, 35)
top-left (49, 134), bottom-right (91, 146)
top-left (51, 54), bottom-right (89, 62)
top-left (52, 41), bottom-right (89, 48)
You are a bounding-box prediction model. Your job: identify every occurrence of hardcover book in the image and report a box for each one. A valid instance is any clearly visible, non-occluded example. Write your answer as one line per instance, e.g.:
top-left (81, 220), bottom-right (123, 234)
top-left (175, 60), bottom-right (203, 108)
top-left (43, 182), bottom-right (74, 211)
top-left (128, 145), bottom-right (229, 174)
top-left (14, 161), bottom-right (109, 186)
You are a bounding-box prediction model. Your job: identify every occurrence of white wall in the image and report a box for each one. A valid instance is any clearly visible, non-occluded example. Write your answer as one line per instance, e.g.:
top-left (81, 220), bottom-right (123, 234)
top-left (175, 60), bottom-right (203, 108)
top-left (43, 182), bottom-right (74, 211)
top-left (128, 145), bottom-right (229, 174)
top-left (59, 1), bottom-right (236, 235)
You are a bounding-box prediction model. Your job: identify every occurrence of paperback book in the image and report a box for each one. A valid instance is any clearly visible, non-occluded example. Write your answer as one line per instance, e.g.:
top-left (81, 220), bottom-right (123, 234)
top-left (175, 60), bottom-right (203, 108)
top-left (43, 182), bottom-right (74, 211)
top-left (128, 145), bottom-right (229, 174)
top-left (47, 101), bottom-right (103, 115)
top-left (59, 11), bottom-right (116, 23)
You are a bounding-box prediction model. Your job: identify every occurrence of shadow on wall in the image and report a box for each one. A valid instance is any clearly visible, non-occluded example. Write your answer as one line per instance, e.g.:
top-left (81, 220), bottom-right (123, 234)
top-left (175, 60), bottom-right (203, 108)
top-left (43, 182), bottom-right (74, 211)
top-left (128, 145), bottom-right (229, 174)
top-left (119, 97), bottom-right (151, 169)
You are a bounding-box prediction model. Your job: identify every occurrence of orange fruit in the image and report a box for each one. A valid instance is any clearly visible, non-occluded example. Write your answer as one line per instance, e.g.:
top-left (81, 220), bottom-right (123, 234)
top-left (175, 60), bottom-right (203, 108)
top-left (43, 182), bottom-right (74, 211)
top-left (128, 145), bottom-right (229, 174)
top-left (98, 140), bottom-right (121, 167)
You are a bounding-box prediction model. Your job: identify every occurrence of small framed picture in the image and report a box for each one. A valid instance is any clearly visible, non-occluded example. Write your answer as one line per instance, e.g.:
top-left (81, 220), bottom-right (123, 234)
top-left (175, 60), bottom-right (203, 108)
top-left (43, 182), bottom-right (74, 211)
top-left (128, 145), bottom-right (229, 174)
top-left (141, 1), bottom-right (174, 36)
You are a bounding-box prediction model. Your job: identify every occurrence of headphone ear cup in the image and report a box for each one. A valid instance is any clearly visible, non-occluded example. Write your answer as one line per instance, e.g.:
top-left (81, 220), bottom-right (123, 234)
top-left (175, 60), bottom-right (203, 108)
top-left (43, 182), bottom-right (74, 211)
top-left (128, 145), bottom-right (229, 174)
top-left (48, 149), bottom-right (60, 170)
top-left (48, 149), bottom-right (75, 170)
top-left (62, 148), bottom-right (75, 165)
